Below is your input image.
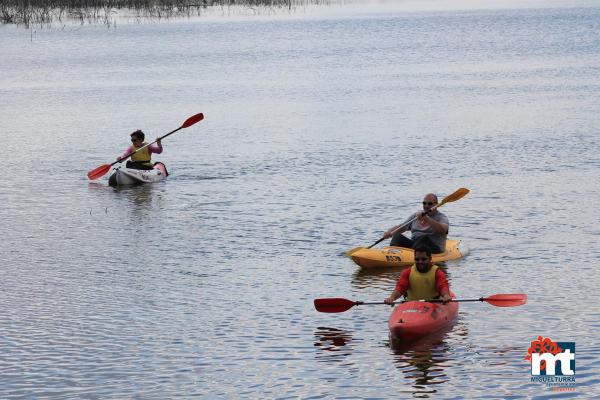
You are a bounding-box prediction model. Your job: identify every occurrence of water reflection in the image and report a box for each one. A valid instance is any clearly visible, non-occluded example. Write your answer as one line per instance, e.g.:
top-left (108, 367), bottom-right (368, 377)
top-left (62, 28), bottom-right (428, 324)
top-left (351, 266), bottom-right (405, 291)
top-left (113, 182), bottom-right (165, 213)
top-left (87, 178), bottom-right (158, 204)
top-left (111, 181), bottom-right (155, 200)
top-left (313, 327), bottom-right (356, 363)
top-left (87, 181), bottom-right (110, 191)
top-left (351, 262), bottom-right (454, 291)
top-left (87, 180), bottom-right (167, 234)
top-left (388, 321), bottom-right (468, 395)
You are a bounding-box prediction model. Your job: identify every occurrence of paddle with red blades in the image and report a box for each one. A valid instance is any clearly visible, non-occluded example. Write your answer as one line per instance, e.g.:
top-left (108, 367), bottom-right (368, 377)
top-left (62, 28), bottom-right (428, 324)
top-left (314, 294), bottom-right (527, 313)
top-left (87, 112), bottom-right (204, 180)
top-left (345, 187), bottom-right (470, 256)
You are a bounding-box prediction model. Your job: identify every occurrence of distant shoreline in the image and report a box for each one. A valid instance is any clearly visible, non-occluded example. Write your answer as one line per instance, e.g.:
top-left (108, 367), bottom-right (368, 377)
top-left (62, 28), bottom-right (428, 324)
top-left (0, 0), bottom-right (328, 26)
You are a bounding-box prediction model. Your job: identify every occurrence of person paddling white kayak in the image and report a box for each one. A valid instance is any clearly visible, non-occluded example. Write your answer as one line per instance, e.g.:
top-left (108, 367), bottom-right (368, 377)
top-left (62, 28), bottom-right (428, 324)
top-left (117, 129), bottom-right (163, 170)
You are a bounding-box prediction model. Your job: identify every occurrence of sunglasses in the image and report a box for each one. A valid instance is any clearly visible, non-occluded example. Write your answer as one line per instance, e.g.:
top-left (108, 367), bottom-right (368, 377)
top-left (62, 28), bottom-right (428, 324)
top-left (415, 257), bottom-right (430, 262)
top-left (422, 202), bottom-right (436, 206)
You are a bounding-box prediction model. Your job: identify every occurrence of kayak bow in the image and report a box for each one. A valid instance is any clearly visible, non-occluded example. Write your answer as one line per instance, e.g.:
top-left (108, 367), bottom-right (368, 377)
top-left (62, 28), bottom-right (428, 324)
top-left (388, 293), bottom-right (459, 342)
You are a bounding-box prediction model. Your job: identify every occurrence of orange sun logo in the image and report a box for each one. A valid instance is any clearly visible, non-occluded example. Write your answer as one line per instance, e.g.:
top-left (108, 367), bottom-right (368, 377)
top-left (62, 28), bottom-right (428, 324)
top-left (525, 336), bottom-right (563, 371)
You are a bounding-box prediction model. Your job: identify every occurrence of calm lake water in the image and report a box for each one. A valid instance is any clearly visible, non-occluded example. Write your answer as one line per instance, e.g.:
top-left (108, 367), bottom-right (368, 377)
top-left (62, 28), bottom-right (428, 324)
top-left (1, 1), bottom-right (599, 398)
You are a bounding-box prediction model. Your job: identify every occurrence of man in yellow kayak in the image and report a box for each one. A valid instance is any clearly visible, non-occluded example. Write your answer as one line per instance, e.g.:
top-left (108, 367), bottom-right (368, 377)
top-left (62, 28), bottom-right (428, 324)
top-left (382, 193), bottom-right (449, 253)
top-left (384, 246), bottom-right (452, 303)
top-left (117, 129), bottom-right (163, 170)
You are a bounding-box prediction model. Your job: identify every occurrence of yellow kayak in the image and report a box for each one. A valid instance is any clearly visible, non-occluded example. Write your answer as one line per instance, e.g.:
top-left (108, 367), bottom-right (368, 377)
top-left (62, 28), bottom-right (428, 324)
top-left (350, 239), bottom-right (468, 269)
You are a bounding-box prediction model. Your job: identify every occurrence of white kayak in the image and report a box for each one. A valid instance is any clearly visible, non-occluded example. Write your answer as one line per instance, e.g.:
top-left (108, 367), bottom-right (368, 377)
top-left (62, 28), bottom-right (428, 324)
top-left (108, 162), bottom-right (168, 187)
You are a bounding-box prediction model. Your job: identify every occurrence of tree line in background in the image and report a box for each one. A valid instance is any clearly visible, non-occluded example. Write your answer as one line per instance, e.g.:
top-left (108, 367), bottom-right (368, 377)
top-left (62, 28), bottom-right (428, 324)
top-left (0, 0), bottom-right (319, 26)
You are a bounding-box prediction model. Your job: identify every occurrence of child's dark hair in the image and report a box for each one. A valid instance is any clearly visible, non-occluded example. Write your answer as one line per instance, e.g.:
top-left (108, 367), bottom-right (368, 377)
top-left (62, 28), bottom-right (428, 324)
top-left (131, 129), bottom-right (145, 141)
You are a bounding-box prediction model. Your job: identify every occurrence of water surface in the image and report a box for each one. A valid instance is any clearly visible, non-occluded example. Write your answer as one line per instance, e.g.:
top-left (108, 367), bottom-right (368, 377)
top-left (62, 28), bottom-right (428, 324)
top-left (1, 1), bottom-right (599, 398)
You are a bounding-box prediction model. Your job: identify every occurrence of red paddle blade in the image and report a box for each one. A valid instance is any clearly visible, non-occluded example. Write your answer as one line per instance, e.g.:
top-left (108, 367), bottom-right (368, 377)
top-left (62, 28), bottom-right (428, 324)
top-left (87, 164), bottom-right (111, 180)
top-left (314, 298), bottom-right (356, 313)
top-left (181, 113), bottom-right (204, 128)
top-left (484, 294), bottom-right (527, 307)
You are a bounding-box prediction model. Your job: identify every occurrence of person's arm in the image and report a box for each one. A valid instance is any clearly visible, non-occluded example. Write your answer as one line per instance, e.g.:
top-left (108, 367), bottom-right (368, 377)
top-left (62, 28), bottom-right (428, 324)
top-left (383, 214), bottom-right (416, 239)
top-left (384, 269), bottom-right (411, 304)
top-left (117, 146), bottom-right (133, 162)
top-left (435, 269), bottom-right (451, 302)
top-left (148, 139), bottom-right (163, 154)
top-left (418, 212), bottom-right (448, 234)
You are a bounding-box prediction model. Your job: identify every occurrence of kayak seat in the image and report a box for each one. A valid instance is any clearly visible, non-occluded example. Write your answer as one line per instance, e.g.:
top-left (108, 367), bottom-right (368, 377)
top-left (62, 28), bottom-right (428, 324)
top-left (126, 161), bottom-right (154, 170)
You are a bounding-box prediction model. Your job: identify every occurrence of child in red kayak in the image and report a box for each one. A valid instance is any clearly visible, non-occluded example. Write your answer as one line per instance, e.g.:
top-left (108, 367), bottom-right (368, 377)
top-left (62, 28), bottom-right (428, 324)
top-left (384, 246), bottom-right (452, 303)
top-left (117, 129), bottom-right (163, 170)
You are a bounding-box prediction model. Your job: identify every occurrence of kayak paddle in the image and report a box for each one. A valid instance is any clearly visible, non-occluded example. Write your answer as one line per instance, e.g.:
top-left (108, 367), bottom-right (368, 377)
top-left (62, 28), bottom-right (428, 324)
top-left (346, 187), bottom-right (470, 256)
top-left (314, 294), bottom-right (527, 313)
top-left (87, 112), bottom-right (204, 180)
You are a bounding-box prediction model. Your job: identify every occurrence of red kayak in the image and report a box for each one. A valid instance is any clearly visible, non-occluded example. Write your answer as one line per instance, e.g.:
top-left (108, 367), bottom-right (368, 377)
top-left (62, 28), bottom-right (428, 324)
top-left (388, 293), bottom-right (458, 342)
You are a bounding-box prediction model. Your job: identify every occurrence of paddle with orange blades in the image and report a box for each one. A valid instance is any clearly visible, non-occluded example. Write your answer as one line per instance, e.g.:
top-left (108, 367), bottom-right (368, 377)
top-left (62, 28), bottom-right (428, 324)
top-left (87, 112), bottom-right (204, 180)
top-left (314, 294), bottom-right (527, 313)
top-left (345, 187), bottom-right (470, 256)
